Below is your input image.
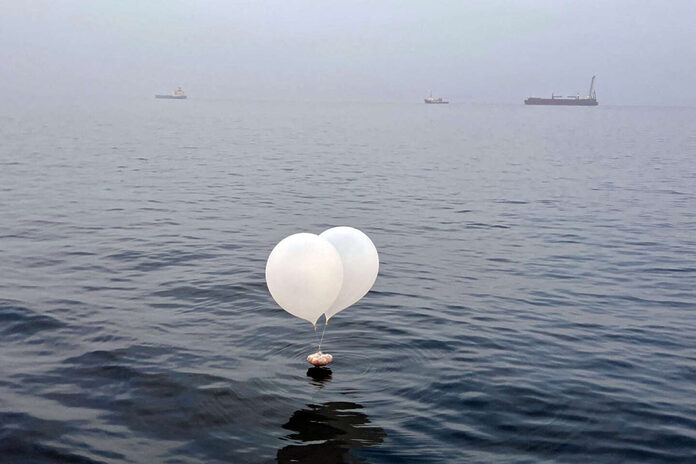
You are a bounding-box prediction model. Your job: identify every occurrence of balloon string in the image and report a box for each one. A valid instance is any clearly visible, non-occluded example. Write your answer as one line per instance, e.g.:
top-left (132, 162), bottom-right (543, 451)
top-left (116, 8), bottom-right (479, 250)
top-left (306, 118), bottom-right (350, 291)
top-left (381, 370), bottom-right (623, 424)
top-left (313, 324), bottom-right (318, 352)
top-left (318, 321), bottom-right (327, 352)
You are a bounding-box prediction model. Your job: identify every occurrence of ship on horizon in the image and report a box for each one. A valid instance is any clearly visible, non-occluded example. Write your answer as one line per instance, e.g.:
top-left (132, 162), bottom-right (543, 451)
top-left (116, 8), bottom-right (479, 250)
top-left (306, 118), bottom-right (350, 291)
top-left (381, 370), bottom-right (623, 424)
top-left (155, 87), bottom-right (187, 99)
top-left (424, 91), bottom-right (449, 104)
top-left (525, 76), bottom-right (598, 106)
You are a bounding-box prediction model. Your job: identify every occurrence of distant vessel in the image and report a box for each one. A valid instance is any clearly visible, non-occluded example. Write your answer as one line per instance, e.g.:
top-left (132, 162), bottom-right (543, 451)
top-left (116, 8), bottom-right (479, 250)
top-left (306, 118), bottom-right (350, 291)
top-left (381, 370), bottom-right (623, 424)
top-left (155, 87), bottom-right (187, 99)
top-left (525, 76), bottom-right (598, 106)
top-left (424, 91), bottom-right (449, 104)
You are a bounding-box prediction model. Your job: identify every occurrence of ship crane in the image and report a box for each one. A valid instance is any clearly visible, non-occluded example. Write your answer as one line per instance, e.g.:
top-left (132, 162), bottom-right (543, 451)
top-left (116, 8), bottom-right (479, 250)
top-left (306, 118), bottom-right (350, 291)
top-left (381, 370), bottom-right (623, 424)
top-left (588, 75), bottom-right (596, 99)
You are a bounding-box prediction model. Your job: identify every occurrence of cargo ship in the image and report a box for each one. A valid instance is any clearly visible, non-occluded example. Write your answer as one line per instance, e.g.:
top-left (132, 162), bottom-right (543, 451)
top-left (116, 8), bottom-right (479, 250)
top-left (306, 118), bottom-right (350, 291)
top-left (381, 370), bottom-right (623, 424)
top-left (424, 91), bottom-right (449, 104)
top-left (525, 76), bottom-right (597, 106)
top-left (155, 87), bottom-right (187, 99)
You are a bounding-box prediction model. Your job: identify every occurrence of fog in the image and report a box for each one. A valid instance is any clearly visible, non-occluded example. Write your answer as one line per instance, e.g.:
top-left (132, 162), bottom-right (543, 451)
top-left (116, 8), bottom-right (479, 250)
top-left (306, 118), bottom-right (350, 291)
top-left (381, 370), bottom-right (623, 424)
top-left (2, 0), bottom-right (696, 105)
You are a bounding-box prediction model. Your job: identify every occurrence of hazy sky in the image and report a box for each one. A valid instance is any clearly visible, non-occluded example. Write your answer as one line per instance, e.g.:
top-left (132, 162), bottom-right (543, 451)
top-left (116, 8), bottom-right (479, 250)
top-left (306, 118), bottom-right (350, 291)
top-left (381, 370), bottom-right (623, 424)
top-left (2, 0), bottom-right (696, 105)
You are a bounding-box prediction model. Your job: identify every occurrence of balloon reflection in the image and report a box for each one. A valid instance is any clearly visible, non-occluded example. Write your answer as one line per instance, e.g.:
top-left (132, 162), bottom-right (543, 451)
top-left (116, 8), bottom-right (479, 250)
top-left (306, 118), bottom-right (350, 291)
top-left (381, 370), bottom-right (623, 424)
top-left (277, 401), bottom-right (385, 464)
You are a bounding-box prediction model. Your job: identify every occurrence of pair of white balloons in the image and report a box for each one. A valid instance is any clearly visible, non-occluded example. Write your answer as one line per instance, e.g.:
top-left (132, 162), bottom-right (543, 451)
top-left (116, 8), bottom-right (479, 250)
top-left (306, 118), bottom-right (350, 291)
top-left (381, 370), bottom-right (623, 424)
top-left (265, 227), bottom-right (379, 326)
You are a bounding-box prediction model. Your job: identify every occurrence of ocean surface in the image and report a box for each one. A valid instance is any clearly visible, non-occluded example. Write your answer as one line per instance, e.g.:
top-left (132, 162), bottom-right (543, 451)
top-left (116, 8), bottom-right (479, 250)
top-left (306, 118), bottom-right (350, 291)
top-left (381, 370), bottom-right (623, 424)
top-left (1, 100), bottom-right (695, 463)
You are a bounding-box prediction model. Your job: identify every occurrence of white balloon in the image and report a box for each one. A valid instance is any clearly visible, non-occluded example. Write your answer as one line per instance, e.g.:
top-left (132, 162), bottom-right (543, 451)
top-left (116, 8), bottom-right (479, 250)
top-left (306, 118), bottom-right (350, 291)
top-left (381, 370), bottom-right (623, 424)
top-left (320, 227), bottom-right (379, 321)
top-left (266, 233), bottom-right (344, 326)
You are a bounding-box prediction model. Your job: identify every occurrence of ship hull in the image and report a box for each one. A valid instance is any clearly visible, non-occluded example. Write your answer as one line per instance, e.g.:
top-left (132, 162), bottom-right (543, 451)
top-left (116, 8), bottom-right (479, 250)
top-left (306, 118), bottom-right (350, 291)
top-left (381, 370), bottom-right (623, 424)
top-left (155, 95), bottom-right (187, 99)
top-left (424, 100), bottom-right (449, 104)
top-left (524, 98), bottom-right (597, 106)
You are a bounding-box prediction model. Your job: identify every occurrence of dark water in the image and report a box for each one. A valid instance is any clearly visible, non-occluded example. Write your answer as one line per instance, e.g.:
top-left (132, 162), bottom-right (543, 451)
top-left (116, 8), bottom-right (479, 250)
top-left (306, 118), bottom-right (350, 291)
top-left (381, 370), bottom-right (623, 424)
top-left (1, 100), bottom-right (695, 463)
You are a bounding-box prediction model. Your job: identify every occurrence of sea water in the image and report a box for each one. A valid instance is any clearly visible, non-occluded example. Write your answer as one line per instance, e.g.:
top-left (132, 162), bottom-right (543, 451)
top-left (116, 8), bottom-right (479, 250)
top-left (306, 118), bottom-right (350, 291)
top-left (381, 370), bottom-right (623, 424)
top-left (1, 100), bottom-right (695, 463)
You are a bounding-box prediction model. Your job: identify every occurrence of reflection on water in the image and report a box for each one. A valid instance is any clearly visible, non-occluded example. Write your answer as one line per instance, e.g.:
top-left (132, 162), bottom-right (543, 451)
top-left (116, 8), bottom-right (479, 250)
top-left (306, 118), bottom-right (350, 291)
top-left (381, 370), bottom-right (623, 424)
top-left (306, 367), bottom-right (333, 385)
top-left (277, 402), bottom-right (385, 464)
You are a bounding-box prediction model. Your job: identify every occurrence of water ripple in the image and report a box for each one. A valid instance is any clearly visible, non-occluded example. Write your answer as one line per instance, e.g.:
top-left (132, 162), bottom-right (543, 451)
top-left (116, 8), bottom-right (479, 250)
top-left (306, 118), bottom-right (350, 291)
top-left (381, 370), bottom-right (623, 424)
top-left (1, 102), bottom-right (695, 463)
